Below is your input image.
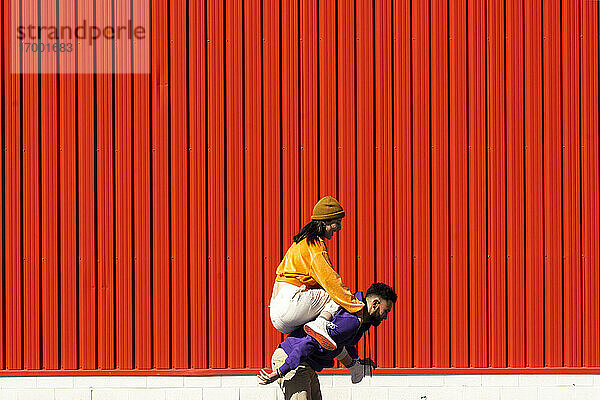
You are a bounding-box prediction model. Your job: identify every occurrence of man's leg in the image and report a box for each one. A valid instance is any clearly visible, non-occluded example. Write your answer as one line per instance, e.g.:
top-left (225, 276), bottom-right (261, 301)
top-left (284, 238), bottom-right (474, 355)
top-left (271, 347), bottom-right (313, 400)
top-left (308, 369), bottom-right (322, 400)
top-left (281, 367), bottom-right (314, 400)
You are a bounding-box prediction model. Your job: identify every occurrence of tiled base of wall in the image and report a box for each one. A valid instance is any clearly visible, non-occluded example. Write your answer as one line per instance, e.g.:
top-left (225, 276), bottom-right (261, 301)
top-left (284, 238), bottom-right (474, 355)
top-left (1, 374), bottom-right (600, 400)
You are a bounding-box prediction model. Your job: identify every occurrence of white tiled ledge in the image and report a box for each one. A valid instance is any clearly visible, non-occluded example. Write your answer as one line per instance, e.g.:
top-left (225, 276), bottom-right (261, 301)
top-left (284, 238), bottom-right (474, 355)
top-left (1, 374), bottom-right (599, 399)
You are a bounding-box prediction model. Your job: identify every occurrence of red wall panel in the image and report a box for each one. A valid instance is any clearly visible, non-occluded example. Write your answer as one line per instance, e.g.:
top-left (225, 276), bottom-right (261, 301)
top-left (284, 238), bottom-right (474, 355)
top-left (430, 0), bottom-right (450, 368)
top-left (581, 0), bottom-right (600, 368)
top-left (448, 0), bottom-right (469, 369)
top-left (188, 0), bottom-right (207, 370)
top-left (467, 0), bottom-right (487, 368)
top-left (263, 0), bottom-right (283, 368)
top-left (411, 0), bottom-right (431, 368)
top-left (543, 0), bottom-right (563, 367)
top-left (22, 0), bottom-right (41, 370)
top-left (40, 0), bottom-right (60, 370)
top-left (561, 0), bottom-right (582, 368)
top-left (505, 0), bottom-right (525, 368)
top-left (374, 0), bottom-right (394, 369)
top-left (170, 0), bottom-right (190, 370)
top-left (132, 0), bottom-right (152, 369)
top-left (225, 0), bottom-right (244, 369)
top-left (392, 0), bottom-right (413, 369)
top-left (0, 0), bottom-right (599, 373)
top-left (97, 0), bottom-right (116, 370)
top-left (206, 0), bottom-right (226, 369)
top-left (3, 0), bottom-right (22, 370)
top-left (486, 0), bottom-right (507, 369)
top-left (114, 0), bottom-right (134, 370)
top-left (524, 0), bottom-right (545, 368)
top-left (151, 0), bottom-right (171, 369)
top-left (355, 0), bottom-right (376, 365)
top-left (243, 0), bottom-right (263, 369)
top-left (58, 0), bottom-right (78, 370)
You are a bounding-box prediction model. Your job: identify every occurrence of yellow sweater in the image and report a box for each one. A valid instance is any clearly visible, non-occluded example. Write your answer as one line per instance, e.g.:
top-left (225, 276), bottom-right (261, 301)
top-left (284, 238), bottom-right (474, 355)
top-left (275, 238), bottom-right (365, 313)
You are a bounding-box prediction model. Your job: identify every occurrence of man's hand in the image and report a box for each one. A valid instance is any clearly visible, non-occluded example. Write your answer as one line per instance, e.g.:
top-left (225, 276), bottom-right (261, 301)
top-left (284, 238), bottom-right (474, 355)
top-left (348, 358), bottom-right (376, 384)
top-left (360, 358), bottom-right (376, 368)
top-left (257, 368), bottom-right (281, 385)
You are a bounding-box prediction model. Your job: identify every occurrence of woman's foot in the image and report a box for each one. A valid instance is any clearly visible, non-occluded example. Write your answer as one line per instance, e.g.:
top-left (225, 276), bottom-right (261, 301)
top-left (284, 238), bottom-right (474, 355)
top-left (304, 317), bottom-right (337, 350)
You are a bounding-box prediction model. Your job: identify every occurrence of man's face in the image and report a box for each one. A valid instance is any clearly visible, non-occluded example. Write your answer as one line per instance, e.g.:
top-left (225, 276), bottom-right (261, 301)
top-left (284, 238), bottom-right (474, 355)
top-left (367, 297), bottom-right (394, 326)
top-left (323, 218), bottom-right (342, 239)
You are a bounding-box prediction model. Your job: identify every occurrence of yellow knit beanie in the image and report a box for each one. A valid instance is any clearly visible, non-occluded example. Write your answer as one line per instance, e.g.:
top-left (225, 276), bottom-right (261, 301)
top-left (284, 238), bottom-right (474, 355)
top-left (311, 196), bottom-right (345, 221)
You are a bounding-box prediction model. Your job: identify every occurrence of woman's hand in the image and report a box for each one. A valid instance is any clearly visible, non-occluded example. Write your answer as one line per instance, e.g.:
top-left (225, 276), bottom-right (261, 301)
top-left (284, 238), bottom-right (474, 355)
top-left (257, 368), bottom-right (281, 385)
top-left (348, 358), bottom-right (376, 384)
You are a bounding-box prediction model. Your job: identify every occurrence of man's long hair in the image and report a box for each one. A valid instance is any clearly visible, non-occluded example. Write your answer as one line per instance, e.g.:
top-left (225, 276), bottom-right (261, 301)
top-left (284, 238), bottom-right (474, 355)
top-left (293, 220), bottom-right (328, 245)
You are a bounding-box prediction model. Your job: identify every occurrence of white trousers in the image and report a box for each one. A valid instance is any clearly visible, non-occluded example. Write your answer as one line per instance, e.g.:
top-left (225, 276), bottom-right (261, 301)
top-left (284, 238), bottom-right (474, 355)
top-left (269, 282), bottom-right (340, 334)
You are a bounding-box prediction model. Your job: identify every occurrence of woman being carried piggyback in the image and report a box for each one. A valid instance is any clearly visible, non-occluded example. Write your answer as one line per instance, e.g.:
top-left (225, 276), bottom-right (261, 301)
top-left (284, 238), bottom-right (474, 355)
top-left (269, 196), bottom-right (364, 350)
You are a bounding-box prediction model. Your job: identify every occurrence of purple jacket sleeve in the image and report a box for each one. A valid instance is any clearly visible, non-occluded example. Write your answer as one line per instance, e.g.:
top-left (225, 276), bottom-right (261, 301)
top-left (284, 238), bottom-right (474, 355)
top-left (279, 337), bottom-right (320, 376)
top-left (329, 315), bottom-right (360, 340)
top-left (330, 315), bottom-right (361, 360)
top-left (331, 314), bottom-right (362, 360)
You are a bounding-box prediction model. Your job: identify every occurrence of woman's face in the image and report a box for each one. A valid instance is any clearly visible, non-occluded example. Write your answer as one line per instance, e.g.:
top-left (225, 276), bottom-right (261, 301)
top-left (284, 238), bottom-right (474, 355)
top-left (323, 218), bottom-right (342, 239)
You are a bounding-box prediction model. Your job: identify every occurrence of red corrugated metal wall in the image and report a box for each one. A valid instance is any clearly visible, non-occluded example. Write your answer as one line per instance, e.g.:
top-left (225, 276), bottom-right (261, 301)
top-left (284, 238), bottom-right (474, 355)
top-left (0, 0), bottom-right (599, 372)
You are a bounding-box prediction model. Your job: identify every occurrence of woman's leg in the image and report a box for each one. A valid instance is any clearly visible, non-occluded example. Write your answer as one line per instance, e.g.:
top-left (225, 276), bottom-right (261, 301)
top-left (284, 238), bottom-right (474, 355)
top-left (269, 283), bottom-right (341, 350)
top-left (269, 283), bottom-right (331, 334)
top-left (318, 299), bottom-right (341, 320)
top-left (303, 299), bottom-right (341, 350)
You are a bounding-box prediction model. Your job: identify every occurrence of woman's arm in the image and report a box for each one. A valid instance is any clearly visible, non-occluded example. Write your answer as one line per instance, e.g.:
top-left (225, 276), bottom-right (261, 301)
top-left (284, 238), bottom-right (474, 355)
top-left (310, 251), bottom-right (364, 313)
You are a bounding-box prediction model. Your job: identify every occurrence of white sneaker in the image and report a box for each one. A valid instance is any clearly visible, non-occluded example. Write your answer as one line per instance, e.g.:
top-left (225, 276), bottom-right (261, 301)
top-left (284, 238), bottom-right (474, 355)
top-left (304, 318), bottom-right (338, 350)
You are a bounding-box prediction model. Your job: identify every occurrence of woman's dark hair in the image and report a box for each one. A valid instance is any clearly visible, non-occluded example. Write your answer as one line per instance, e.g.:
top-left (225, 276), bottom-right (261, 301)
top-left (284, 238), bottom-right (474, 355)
top-left (366, 282), bottom-right (397, 303)
top-left (293, 220), bottom-right (328, 245)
